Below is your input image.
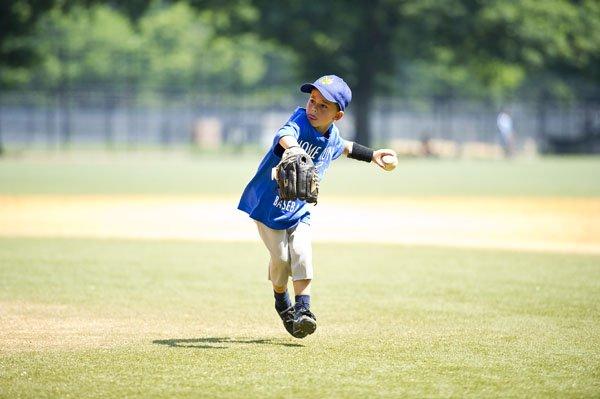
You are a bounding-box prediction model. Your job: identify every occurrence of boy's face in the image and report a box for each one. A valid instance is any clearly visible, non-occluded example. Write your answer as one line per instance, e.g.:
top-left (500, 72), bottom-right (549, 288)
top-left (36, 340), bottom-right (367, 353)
top-left (306, 89), bottom-right (344, 133)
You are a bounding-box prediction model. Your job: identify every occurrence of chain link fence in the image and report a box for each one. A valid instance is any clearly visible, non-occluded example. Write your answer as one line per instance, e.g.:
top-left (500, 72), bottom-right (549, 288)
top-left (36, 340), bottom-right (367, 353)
top-left (1, 88), bottom-right (599, 156)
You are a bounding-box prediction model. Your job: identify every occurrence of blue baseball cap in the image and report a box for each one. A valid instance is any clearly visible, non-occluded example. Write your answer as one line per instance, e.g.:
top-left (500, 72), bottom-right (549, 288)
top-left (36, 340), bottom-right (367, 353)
top-left (300, 75), bottom-right (352, 111)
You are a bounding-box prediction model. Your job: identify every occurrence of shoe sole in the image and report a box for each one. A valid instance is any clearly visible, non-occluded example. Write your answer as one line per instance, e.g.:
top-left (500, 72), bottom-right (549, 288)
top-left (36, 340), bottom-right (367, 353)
top-left (293, 315), bottom-right (317, 338)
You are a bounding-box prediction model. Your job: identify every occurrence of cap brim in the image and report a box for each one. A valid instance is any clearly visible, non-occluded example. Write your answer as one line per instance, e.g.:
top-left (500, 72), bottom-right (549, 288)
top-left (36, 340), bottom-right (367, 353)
top-left (300, 83), bottom-right (337, 104)
top-left (300, 83), bottom-right (315, 94)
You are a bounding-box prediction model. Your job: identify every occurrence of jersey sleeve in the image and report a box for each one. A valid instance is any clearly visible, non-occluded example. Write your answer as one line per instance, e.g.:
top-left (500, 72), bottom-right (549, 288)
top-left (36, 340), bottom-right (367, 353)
top-left (271, 107), bottom-right (305, 148)
top-left (272, 121), bottom-right (300, 147)
top-left (332, 135), bottom-right (347, 160)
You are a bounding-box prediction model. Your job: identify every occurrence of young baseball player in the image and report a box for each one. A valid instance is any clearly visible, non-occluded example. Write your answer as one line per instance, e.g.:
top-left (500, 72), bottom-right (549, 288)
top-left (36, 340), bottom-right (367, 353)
top-left (238, 75), bottom-right (396, 338)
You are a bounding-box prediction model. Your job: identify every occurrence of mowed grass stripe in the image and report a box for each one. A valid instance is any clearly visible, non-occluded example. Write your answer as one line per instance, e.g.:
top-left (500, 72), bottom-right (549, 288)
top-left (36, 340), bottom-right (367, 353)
top-left (1, 237), bottom-right (599, 397)
top-left (1, 155), bottom-right (599, 197)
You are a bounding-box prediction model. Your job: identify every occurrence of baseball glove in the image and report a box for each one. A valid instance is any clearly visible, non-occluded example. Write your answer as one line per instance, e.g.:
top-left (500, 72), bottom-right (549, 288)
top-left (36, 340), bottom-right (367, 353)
top-left (273, 146), bottom-right (319, 203)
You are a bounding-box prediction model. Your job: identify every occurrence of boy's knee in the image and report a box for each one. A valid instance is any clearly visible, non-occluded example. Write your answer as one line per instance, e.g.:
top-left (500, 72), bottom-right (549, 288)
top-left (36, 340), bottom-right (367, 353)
top-left (273, 284), bottom-right (287, 293)
top-left (271, 255), bottom-right (289, 270)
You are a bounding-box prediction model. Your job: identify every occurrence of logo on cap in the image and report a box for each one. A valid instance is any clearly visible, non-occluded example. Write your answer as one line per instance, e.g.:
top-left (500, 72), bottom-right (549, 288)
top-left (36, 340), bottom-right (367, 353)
top-left (320, 76), bottom-right (334, 85)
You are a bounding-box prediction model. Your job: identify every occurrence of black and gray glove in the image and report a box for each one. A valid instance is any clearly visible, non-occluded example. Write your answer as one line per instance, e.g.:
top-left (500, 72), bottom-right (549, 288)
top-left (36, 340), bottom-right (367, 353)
top-left (272, 146), bottom-right (319, 203)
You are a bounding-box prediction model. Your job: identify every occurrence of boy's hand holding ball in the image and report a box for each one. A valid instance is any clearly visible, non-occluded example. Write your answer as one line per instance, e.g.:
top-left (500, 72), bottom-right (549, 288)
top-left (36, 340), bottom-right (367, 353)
top-left (382, 154), bottom-right (398, 171)
top-left (373, 149), bottom-right (398, 171)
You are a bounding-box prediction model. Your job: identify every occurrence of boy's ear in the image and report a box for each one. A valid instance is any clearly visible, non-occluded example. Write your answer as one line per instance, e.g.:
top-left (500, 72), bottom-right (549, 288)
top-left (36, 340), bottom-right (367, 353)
top-left (334, 110), bottom-right (344, 121)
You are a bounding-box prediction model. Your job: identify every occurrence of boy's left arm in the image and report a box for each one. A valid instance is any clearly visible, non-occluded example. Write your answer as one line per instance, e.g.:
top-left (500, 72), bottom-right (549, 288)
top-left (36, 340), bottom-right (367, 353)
top-left (343, 141), bottom-right (397, 170)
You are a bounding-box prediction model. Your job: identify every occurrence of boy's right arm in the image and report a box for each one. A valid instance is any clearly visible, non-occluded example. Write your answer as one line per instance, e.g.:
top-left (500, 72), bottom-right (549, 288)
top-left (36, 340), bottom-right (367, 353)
top-left (278, 135), bottom-right (310, 160)
top-left (279, 135), bottom-right (301, 150)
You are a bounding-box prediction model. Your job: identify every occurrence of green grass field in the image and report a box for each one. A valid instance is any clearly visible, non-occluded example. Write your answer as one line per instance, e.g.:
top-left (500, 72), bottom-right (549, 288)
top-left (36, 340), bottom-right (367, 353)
top-left (1, 238), bottom-right (599, 398)
top-left (1, 153), bottom-right (599, 397)
top-left (1, 153), bottom-right (599, 197)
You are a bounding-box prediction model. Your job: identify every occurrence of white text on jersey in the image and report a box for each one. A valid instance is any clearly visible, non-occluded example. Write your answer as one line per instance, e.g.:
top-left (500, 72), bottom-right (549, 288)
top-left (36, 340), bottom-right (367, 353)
top-left (273, 196), bottom-right (298, 212)
top-left (298, 140), bottom-right (322, 160)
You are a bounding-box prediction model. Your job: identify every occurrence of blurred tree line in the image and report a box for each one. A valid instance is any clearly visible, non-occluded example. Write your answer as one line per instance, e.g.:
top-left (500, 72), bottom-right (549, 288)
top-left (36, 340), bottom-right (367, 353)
top-left (1, 0), bottom-right (599, 146)
top-left (0, 2), bottom-right (296, 93)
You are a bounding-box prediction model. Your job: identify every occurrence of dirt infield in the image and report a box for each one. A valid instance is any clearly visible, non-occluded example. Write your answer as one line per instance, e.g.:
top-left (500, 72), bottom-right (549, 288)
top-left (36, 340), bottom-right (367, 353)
top-left (1, 195), bottom-right (599, 254)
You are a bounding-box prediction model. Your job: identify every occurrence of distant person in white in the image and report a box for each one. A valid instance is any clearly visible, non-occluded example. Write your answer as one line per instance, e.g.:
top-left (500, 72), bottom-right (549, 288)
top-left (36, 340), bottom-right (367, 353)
top-left (497, 110), bottom-right (515, 157)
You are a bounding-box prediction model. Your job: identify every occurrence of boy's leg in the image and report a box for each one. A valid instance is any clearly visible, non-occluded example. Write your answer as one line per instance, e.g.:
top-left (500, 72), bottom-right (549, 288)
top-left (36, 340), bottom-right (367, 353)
top-left (255, 221), bottom-right (292, 290)
top-left (288, 221), bottom-right (313, 286)
top-left (255, 221), bottom-right (295, 336)
top-left (293, 279), bottom-right (311, 296)
top-left (288, 222), bottom-right (317, 338)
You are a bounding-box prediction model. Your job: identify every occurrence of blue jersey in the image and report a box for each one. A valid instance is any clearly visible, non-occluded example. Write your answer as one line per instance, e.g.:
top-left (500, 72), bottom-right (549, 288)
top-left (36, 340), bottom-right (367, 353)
top-left (238, 107), bottom-right (346, 230)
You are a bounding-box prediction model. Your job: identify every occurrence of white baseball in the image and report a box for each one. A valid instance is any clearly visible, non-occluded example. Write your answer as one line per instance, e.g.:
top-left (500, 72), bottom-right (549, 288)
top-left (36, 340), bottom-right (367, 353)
top-left (381, 154), bottom-right (398, 171)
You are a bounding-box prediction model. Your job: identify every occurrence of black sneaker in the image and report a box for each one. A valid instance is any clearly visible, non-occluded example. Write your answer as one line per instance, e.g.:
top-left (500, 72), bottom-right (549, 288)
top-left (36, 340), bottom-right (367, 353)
top-left (292, 307), bottom-right (317, 338)
top-left (277, 305), bottom-right (295, 337)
